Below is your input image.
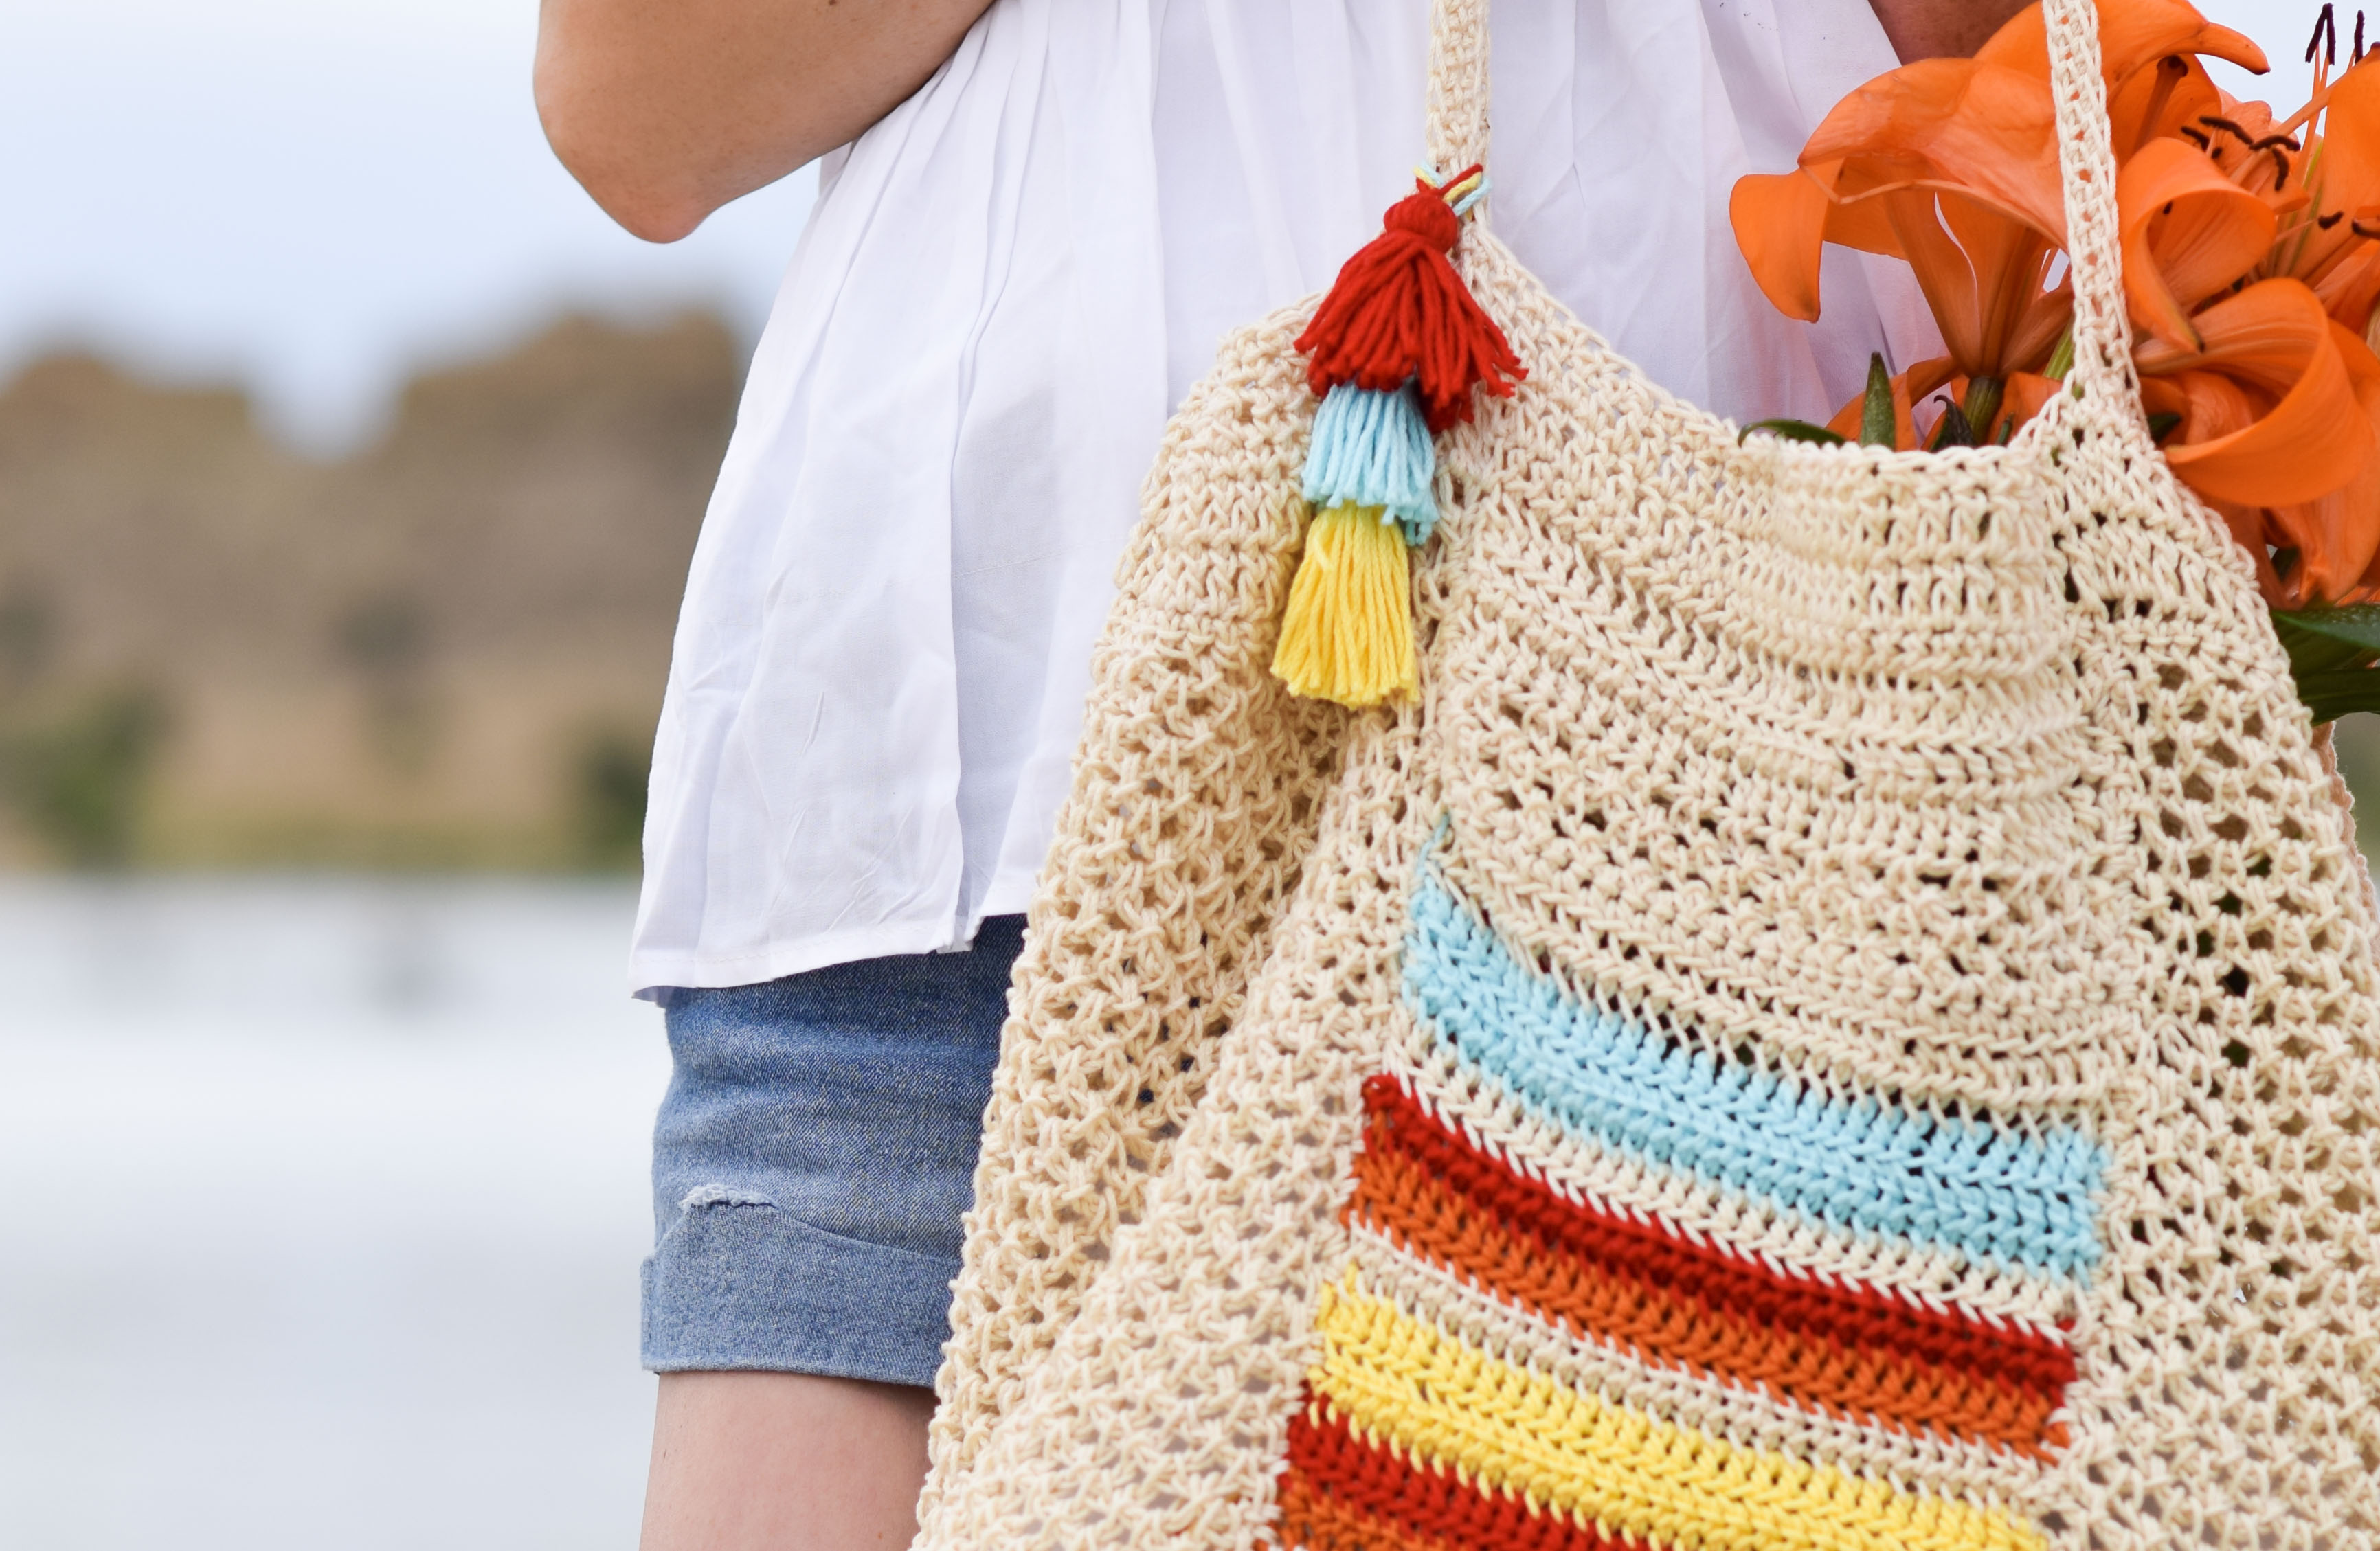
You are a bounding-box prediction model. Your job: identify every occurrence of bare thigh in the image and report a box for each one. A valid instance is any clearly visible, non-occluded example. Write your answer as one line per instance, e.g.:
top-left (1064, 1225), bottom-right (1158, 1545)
top-left (638, 1370), bottom-right (936, 1551)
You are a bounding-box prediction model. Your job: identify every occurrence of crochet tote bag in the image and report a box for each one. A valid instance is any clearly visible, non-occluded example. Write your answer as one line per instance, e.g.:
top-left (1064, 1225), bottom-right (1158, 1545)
top-left (917, 1), bottom-right (2380, 1546)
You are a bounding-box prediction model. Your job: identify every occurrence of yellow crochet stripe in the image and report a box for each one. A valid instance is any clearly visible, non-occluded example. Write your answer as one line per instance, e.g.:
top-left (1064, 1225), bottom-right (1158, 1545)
top-left (1310, 1276), bottom-right (2048, 1551)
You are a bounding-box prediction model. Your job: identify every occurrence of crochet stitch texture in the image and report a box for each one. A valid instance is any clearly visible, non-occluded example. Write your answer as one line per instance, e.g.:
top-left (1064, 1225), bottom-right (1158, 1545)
top-left (915, 1), bottom-right (2380, 1545)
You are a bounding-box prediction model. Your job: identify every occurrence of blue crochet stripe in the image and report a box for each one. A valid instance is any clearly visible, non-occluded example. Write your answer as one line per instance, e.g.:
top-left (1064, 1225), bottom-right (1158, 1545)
top-left (1401, 871), bottom-right (2107, 1277)
top-left (1303, 381), bottom-right (1437, 542)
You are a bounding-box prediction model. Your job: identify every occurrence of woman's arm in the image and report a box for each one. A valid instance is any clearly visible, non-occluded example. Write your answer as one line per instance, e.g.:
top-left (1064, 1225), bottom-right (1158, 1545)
top-left (535, 0), bottom-right (996, 242)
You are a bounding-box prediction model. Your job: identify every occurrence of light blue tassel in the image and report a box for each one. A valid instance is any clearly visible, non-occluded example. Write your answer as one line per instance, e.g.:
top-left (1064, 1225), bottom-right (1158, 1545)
top-left (1302, 381), bottom-right (1439, 543)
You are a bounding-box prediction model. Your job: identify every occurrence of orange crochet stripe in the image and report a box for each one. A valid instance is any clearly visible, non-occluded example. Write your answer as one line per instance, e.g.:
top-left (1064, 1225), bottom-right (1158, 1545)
top-left (1351, 1076), bottom-right (2073, 1456)
top-left (1278, 1401), bottom-right (1638, 1551)
top-left (1277, 1468), bottom-right (1455, 1551)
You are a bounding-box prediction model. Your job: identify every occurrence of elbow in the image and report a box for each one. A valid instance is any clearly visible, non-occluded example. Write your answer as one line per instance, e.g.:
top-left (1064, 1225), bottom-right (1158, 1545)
top-left (583, 172), bottom-right (714, 247)
top-left (535, 63), bottom-right (714, 243)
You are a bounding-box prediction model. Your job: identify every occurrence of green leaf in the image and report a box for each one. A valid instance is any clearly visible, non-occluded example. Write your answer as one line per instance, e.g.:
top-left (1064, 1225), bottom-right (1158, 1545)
top-left (1928, 398), bottom-right (1975, 450)
top-left (2274, 604), bottom-right (2380, 653)
top-left (1739, 418), bottom-right (1848, 446)
top-left (2145, 411), bottom-right (2181, 442)
top-left (2271, 606), bottom-right (2380, 721)
top-left (1860, 352), bottom-right (1896, 448)
top-left (2283, 666), bottom-right (2380, 725)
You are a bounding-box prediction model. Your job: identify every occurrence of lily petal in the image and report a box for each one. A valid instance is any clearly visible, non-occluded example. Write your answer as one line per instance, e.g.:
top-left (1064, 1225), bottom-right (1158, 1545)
top-left (1884, 192), bottom-right (1992, 372)
top-left (1942, 192), bottom-right (2072, 373)
top-left (2107, 52), bottom-right (2224, 152)
top-left (2139, 372), bottom-right (2278, 562)
top-left (2268, 324), bottom-right (2380, 600)
top-left (1802, 59), bottom-right (2069, 243)
top-left (2136, 276), bottom-right (2331, 389)
top-left (2144, 281), bottom-right (2372, 504)
top-left (1976, 0), bottom-right (2267, 88)
top-left (2119, 137), bottom-right (2276, 350)
top-left (2287, 64), bottom-right (2380, 319)
top-left (2314, 239), bottom-right (2380, 332)
top-left (2317, 66), bottom-right (2380, 221)
top-left (1731, 170), bottom-right (1832, 321)
top-left (2001, 370), bottom-right (2065, 438)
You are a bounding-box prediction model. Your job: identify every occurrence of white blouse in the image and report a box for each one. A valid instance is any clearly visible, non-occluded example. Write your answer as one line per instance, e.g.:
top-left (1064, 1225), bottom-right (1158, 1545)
top-left (630, 0), bottom-right (1942, 996)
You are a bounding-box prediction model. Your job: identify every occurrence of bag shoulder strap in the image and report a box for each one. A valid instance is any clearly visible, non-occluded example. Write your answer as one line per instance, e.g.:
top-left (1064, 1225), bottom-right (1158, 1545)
top-left (2040, 0), bottom-right (2141, 427)
top-left (1422, 0), bottom-right (1488, 181)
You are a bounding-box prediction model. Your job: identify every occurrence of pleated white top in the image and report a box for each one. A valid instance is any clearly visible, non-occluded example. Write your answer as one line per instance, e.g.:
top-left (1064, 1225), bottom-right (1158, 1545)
top-left (630, 0), bottom-right (1942, 996)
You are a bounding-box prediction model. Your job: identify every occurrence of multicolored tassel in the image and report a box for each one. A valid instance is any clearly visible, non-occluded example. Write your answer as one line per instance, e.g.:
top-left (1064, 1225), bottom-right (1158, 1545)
top-left (1274, 165), bottom-right (1523, 708)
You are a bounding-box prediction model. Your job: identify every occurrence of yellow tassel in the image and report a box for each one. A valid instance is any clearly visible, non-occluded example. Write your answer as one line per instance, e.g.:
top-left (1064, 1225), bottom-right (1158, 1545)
top-left (1272, 503), bottom-right (1417, 707)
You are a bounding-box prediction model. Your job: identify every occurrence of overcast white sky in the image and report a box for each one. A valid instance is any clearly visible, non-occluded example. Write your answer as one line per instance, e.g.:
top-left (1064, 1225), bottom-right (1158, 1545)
top-left (0, 0), bottom-right (2332, 455)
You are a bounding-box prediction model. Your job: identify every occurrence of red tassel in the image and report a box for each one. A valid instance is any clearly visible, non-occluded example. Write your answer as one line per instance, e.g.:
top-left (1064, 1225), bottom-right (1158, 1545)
top-left (1293, 167), bottom-right (1525, 433)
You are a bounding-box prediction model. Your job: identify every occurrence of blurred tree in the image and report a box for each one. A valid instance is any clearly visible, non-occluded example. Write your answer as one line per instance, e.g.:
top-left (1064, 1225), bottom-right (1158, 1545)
top-left (0, 687), bottom-right (167, 866)
top-left (575, 727), bottom-right (650, 870)
top-left (335, 591), bottom-right (437, 776)
top-left (0, 585), bottom-right (56, 692)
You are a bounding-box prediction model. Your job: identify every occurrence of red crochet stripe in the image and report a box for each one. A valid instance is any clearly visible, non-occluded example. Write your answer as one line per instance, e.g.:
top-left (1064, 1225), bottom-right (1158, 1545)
top-left (1353, 1077), bottom-right (2076, 1447)
top-left (1292, 169), bottom-right (1524, 433)
top-left (1356, 1137), bottom-right (2066, 1452)
top-left (1279, 1400), bottom-right (1640, 1551)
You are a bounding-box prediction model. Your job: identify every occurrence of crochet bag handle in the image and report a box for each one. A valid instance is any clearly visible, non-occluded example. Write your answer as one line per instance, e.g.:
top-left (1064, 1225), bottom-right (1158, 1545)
top-left (1422, 0), bottom-right (2138, 420)
top-left (1420, 0), bottom-right (1490, 190)
top-left (2037, 0), bottom-right (2140, 423)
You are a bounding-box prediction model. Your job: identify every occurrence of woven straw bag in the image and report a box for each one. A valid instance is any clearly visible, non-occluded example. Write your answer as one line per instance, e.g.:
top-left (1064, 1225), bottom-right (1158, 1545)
top-left (914, 0), bottom-right (2380, 1545)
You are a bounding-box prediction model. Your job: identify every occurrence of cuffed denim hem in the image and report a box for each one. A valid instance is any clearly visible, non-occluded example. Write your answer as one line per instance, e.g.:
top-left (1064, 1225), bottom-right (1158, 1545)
top-left (640, 1186), bottom-right (960, 1388)
top-left (641, 915), bottom-right (1020, 1386)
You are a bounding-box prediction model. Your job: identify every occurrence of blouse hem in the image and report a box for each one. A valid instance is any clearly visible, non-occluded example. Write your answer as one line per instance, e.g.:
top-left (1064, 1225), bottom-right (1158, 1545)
top-left (630, 918), bottom-right (983, 1002)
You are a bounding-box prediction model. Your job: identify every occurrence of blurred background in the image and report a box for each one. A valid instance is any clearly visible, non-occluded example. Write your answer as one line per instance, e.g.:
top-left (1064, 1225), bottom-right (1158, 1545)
top-left (0, 1), bottom-right (2369, 1549)
top-left (0, 1), bottom-right (810, 1546)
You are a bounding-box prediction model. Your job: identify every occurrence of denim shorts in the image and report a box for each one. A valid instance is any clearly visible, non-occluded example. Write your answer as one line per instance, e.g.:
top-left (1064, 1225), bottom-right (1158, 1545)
top-left (640, 917), bottom-right (1022, 1387)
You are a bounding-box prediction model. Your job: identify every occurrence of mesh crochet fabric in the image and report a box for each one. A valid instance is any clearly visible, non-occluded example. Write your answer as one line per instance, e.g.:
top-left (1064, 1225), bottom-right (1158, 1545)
top-left (916, 0), bottom-right (2380, 1546)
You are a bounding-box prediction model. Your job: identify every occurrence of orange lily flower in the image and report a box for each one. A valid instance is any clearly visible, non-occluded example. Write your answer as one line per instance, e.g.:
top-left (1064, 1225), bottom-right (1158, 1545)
top-left (1731, 0), bottom-right (2267, 373)
top-left (1731, 59), bottom-right (2069, 378)
top-left (2199, 59), bottom-right (2380, 326)
top-left (2133, 279), bottom-right (2372, 505)
top-left (2118, 136), bottom-right (2277, 349)
top-left (2177, 43), bottom-right (2380, 602)
top-left (1973, 0), bottom-right (2265, 130)
top-left (2271, 323), bottom-right (2380, 601)
top-left (1732, 0), bottom-right (2380, 609)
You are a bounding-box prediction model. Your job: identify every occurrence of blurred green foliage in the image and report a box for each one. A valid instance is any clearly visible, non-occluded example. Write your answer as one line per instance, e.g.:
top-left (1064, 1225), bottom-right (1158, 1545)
top-left (575, 729), bottom-right (649, 871)
top-left (0, 687), bottom-right (167, 866)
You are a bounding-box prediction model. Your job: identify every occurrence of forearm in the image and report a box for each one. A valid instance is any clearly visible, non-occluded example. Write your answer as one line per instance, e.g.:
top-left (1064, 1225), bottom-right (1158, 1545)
top-left (536, 0), bottom-right (996, 242)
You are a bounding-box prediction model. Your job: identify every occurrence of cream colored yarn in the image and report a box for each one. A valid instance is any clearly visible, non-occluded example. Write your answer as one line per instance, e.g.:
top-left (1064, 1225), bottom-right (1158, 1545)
top-left (916, 1), bottom-right (2380, 1546)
